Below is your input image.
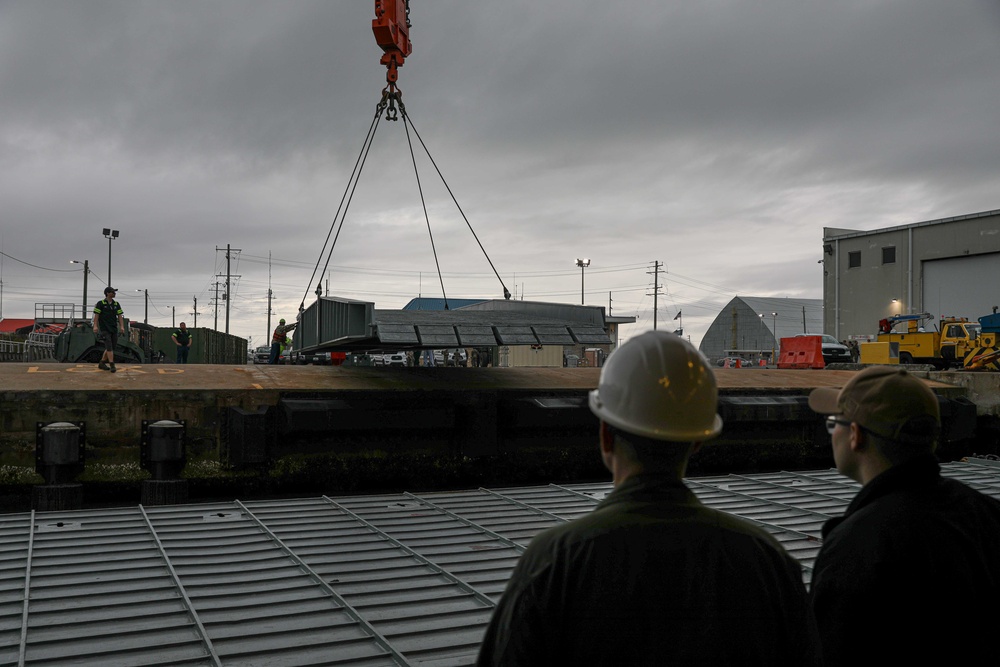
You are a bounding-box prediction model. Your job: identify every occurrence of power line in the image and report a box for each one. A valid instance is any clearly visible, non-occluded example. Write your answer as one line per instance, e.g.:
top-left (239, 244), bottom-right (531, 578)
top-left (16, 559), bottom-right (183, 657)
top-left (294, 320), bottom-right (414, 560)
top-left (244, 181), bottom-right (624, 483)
top-left (0, 251), bottom-right (81, 272)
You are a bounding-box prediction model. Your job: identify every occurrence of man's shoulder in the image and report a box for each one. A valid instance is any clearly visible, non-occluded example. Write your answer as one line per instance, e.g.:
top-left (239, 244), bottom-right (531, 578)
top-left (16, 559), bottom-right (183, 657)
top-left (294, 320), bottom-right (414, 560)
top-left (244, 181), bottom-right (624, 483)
top-left (823, 475), bottom-right (1000, 554)
top-left (523, 500), bottom-right (793, 562)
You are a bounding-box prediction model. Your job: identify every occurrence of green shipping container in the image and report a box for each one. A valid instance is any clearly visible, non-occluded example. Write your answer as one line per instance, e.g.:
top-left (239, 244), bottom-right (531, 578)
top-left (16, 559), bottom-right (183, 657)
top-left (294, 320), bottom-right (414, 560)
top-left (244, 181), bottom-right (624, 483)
top-left (151, 327), bottom-right (247, 365)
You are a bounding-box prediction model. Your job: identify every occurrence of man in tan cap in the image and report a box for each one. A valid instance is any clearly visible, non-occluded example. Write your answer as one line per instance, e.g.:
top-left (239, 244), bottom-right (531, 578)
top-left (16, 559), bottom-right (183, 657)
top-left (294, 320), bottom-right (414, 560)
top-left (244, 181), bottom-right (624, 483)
top-left (808, 366), bottom-right (1000, 667)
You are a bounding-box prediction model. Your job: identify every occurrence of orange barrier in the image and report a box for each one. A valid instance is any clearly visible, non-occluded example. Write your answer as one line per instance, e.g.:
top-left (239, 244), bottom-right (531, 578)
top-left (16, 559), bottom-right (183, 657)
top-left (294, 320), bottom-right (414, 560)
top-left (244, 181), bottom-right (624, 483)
top-left (777, 336), bottom-right (825, 369)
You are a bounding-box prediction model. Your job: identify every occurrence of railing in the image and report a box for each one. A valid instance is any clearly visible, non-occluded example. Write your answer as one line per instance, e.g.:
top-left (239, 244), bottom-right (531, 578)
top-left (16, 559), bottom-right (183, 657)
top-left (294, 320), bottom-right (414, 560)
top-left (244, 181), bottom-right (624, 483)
top-left (25, 332), bottom-right (58, 362)
top-left (0, 337), bottom-right (25, 362)
top-left (35, 302), bottom-right (80, 323)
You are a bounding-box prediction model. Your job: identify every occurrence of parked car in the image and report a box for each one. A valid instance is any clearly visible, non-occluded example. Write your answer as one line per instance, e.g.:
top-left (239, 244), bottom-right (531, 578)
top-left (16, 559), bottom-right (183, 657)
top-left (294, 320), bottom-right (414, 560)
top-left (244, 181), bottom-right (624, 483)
top-left (796, 334), bottom-right (852, 365)
top-left (253, 345), bottom-right (271, 364)
top-left (433, 349), bottom-right (467, 366)
top-left (293, 350), bottom-right (333, 365)
top-left (384, 352), bottom-right (407, 367)
top-left (717, 356), bottom-right (753, 368)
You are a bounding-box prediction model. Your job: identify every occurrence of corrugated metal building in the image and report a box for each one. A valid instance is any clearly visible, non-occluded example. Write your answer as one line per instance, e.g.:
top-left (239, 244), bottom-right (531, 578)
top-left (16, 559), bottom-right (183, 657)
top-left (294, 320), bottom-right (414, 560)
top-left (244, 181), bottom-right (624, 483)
top-left (699, 297), bottom-right (823, 363)
top-left (4, 458), bottom-right (999, 666)
top-left (821, 208), bottom-right (1000, 341)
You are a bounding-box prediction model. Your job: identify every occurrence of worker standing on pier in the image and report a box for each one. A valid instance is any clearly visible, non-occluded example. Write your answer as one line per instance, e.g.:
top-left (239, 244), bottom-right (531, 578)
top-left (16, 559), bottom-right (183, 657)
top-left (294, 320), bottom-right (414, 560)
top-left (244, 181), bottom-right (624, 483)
top-left (808, 367), bottom-right (1000, 667)
top-left (92, 286), bottom-right (125, 373)
top-left (171, 322), bottom-right (192, 364)
top-left (477, 332), bottom-right (819, 666)
top-left (268, 318), bottom-right (297, 365)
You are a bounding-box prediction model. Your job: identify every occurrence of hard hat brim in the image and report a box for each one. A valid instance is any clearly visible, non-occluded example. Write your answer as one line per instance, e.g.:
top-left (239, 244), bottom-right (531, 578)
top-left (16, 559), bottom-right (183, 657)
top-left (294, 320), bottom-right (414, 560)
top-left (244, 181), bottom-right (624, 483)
top-left (589, 389), bottom-right (723, 442)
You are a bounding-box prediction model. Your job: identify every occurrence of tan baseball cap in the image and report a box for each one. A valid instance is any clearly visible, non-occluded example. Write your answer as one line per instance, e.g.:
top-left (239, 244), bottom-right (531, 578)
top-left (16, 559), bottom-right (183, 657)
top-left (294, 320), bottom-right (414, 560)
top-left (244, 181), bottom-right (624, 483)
top-left (808, 366), bottom-right (940, 444)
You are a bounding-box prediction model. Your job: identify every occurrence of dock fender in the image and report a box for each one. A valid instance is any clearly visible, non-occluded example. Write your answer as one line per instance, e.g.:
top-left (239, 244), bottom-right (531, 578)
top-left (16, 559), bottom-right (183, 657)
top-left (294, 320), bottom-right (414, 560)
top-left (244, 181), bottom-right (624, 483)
top-left (938, 395), bottom-right (977, 443)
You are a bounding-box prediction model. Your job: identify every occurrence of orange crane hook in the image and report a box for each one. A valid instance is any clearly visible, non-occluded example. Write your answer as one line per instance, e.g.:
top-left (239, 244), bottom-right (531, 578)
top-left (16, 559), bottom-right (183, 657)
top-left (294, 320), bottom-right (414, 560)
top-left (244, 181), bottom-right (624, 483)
top-left (372, 0), bottom-right (412, 92)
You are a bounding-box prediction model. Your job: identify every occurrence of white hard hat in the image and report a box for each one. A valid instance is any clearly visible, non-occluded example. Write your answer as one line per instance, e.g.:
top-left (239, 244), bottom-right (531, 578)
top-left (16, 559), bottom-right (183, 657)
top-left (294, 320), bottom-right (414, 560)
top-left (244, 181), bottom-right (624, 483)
top-left (588, 331), bottom-right (723, 442)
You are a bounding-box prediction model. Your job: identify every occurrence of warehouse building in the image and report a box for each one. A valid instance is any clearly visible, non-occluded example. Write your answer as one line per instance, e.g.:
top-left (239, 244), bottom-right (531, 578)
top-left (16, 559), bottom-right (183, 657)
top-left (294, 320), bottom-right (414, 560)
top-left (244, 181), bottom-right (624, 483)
top-left (821, 208), bottom-right (1000, 341)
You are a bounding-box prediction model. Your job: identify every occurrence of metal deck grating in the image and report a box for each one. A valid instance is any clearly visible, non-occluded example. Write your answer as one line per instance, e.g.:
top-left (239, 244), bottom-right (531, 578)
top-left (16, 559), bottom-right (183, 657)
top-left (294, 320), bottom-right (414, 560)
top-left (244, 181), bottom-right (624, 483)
top-left (1, 459), bottom-right (998, 665)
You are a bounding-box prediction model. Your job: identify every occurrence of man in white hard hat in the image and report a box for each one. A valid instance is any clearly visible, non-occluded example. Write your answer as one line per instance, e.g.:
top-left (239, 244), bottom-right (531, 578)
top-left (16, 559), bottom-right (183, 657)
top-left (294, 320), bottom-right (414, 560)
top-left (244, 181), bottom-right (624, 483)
top-left (808, 366), bottom-right (1000, 667)
top-left (477, 331), bottom-right (819, 666)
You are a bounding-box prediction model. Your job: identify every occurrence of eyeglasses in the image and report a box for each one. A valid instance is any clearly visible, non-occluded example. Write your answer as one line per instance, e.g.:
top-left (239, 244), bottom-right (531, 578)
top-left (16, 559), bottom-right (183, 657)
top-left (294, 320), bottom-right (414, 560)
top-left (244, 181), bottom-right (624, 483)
top-left (825, 416), bottom-right (852, 434)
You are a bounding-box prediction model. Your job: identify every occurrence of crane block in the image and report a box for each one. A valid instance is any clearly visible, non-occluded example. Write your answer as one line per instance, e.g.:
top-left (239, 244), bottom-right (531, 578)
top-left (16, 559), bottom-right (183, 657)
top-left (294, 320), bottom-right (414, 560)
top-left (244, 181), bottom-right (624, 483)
top-left (373, 0), bottom-right (412, 85)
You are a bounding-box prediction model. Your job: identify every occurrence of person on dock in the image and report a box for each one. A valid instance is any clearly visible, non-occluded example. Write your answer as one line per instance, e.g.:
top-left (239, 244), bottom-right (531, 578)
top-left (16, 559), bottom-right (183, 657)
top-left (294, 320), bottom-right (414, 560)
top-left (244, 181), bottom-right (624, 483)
top-left (477, 331), bottom-right (819, 666)
top-left (268, 318), bottom-right (297, 364)
top-left (92, 286), bottom-right (125, 373)
top-left (171, 322), bottom-right (192, 364)
top-left (808, 366), bottom-right (1000, 667)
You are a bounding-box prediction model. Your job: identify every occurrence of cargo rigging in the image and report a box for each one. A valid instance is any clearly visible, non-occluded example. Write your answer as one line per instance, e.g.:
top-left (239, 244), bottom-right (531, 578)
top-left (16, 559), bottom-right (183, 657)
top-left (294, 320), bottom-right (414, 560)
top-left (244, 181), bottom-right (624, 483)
top-left (300, 0), bottom-right (511, 318)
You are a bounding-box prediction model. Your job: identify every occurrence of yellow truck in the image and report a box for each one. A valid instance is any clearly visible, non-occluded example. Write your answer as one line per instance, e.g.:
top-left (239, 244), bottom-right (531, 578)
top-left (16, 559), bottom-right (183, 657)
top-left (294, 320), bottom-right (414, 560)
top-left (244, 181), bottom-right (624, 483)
top-left (861, 312), bottom-right (1000, 370)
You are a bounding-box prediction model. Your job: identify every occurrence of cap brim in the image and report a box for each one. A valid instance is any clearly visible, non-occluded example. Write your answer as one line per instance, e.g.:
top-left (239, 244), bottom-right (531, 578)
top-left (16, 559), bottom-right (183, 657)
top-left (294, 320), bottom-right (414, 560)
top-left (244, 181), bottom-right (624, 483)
top-left (808, 387), bottom-right (842, 415)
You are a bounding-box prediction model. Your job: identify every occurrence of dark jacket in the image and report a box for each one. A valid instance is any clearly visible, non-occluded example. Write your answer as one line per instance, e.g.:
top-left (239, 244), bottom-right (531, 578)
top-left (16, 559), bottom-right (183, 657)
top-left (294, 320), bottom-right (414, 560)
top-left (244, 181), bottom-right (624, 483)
top-left (811, 454), bottom-right (1000, 666)
top-left (477, 474), bottom-right (820, 666)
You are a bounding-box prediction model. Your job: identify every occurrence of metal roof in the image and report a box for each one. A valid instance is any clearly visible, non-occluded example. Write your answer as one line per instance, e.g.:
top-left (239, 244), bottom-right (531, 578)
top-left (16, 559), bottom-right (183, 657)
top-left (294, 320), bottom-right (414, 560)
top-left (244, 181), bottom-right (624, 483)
top-left (3, 459), bottom-right (999, 666)
top-left (822, 207), bottom-right (1000, 242)
top-left (296, 298), bottom-right (612, 353)
top-left (401, 298), bottom-right (487, 311)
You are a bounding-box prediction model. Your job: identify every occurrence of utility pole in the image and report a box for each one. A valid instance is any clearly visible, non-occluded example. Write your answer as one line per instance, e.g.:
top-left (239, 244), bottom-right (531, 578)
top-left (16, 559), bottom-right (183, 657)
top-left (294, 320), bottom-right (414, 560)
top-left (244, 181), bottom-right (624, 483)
top-left (215, 245), bottom-right (242, 334)
top-left (172, 306), bottom-right (175, 328)
top-left (646, 261), bottom-right (663, 330)
top-left (266, 288), bottom-right (273, 344)
top-left (192, 296), bottom-right (200, 328)
top-left (225, 244), bottom-right (232, 334)
top-left (71, 259), bottom-right (89, 319)
top-left (267, 252), bottom-right (273, 344)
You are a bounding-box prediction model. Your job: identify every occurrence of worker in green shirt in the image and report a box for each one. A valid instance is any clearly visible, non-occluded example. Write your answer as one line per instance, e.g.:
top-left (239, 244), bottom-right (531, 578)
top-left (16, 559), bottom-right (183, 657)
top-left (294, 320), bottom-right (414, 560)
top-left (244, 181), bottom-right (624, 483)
top-left (92, 286), bottom-right (125, 373)
top-left (172, 322), bottom-right (192, 363)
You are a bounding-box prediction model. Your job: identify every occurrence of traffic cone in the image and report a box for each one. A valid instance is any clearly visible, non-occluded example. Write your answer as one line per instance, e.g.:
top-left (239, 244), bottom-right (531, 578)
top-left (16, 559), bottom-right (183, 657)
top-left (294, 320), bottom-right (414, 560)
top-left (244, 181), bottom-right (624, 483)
top-left (735, 358), bottom-right (742, 368)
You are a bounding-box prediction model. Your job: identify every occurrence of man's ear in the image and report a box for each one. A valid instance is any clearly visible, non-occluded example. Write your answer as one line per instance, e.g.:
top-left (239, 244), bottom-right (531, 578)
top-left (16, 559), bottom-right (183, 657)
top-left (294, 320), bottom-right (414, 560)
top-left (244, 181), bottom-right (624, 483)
top-left (599, 421), bottom-right (614, 455)
top-left (850, 422), bottom-right (866, 451)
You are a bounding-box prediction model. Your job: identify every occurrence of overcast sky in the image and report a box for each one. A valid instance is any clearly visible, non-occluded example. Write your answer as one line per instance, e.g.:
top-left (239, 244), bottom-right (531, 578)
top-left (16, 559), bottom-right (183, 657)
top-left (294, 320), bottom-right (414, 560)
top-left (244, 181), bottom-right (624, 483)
top-left (2, 0), bottom-right (999, 350)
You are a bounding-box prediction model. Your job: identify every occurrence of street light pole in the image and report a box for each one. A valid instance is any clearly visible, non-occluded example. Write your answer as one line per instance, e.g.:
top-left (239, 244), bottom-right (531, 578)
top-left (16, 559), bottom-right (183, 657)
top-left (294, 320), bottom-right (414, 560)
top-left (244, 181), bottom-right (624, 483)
top-left (771, 312), bottom-right (778, 365)
top-left (758, 313), bottom-right (764, 357)
top-left (70, 260), bottom-right (89, 319)
top-left (103, 228), bottom-right (120, 285)
top-left (576, 258), bottom-right (590, 305)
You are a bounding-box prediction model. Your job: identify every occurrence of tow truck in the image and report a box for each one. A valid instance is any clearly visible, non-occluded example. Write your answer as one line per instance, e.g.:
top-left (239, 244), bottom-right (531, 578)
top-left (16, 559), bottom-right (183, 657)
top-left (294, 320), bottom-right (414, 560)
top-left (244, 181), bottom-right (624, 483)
top-left (863, 312), bottom-right (1000, 370)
